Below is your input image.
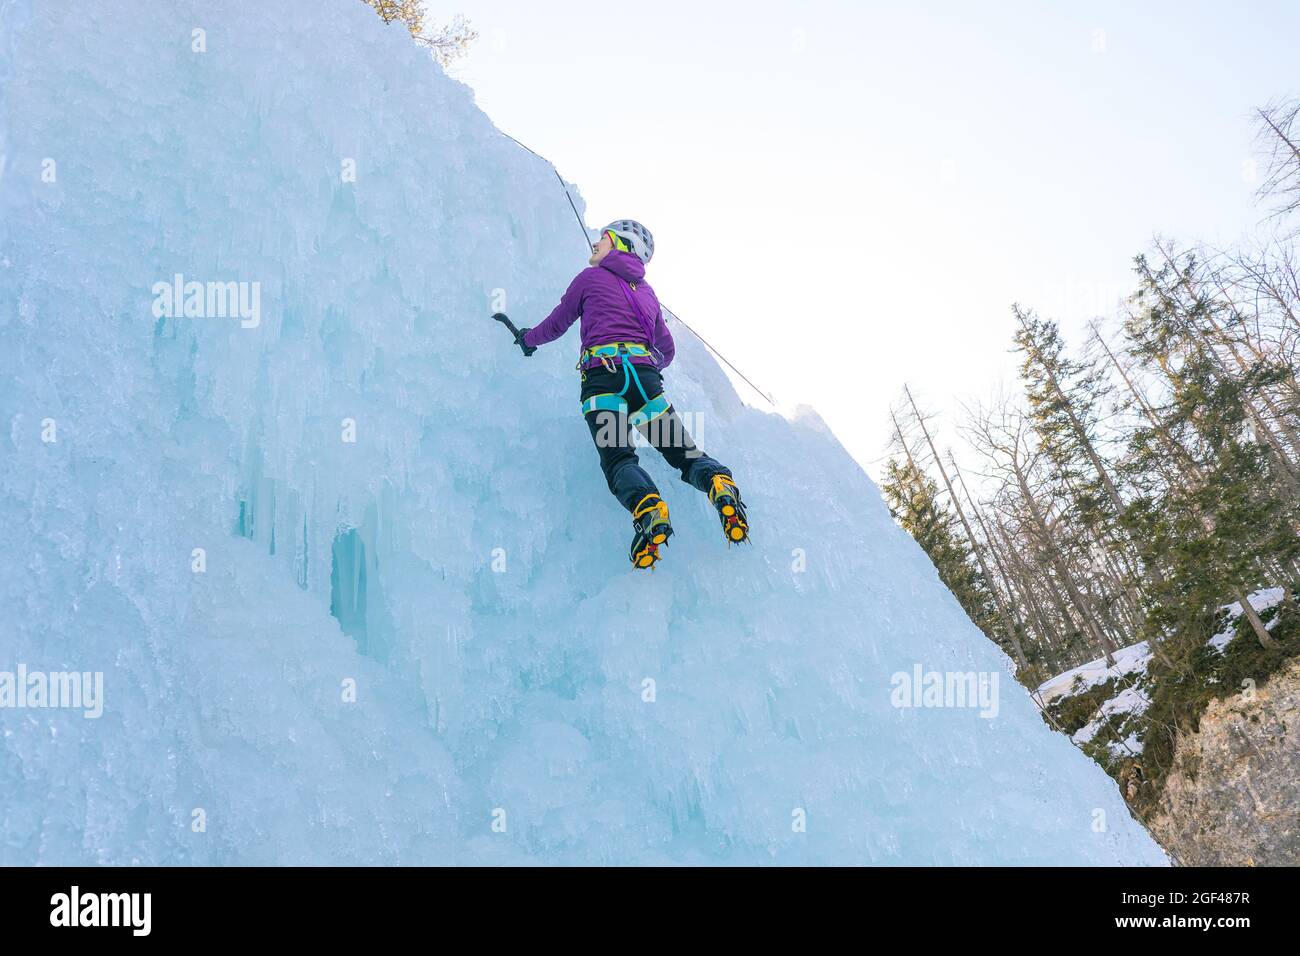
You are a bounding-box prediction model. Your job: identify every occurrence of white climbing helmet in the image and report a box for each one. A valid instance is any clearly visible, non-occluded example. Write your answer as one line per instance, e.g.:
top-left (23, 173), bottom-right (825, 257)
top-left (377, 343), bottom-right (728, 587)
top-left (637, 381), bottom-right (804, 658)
top-left (600, 219), bottom-right (655, 264)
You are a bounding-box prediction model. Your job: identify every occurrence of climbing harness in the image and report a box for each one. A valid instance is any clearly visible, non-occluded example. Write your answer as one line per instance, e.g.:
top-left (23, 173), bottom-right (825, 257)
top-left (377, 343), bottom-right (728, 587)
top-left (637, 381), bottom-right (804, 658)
top-left (579, 343), bottom-right (671, 428)
top-left (576, 341), bottom-right (654, 371)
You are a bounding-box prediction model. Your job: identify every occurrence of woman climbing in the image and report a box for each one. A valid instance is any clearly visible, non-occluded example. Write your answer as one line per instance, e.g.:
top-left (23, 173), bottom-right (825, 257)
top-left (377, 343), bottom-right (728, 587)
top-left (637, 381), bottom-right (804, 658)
top-left (508, 219), bottom-right (747, 569)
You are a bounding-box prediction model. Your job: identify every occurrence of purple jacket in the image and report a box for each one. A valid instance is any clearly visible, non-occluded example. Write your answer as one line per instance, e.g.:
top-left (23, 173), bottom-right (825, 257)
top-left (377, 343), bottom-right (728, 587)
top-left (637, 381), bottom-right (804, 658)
top-left (523, 250), bottom-right (675, 369)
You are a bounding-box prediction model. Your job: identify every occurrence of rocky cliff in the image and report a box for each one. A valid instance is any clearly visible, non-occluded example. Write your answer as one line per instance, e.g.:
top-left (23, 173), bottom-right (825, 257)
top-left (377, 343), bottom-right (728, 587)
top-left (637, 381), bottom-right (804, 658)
top-left (1146, 657), bottom-right (1300, 866)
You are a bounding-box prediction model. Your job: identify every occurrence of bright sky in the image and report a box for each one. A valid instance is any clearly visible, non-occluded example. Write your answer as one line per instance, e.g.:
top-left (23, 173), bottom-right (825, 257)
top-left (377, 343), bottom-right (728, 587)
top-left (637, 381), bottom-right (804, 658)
top-left (446, 0), bottom-right (1298, 477)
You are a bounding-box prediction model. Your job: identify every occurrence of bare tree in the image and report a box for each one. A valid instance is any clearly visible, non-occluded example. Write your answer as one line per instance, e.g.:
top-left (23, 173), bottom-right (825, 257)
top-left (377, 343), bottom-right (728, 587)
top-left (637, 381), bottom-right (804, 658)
top-left (363, 1), bottom-right (479, 66)
top-left (964, 398), bottom-right (1120, 665)
top-left (1256, 97), bottom-right (1300, 229)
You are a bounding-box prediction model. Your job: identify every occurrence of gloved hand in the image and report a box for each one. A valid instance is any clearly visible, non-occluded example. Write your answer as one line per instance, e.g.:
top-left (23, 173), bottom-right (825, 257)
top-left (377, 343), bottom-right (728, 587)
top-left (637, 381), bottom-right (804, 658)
top-left (515, 327), bottom-right (537, 357)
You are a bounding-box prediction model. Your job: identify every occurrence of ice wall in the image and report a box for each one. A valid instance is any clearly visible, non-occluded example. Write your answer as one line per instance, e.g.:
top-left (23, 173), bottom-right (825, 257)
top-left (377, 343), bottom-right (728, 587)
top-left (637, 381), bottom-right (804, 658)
top-left (0, 0), bottom-right (1166, 864)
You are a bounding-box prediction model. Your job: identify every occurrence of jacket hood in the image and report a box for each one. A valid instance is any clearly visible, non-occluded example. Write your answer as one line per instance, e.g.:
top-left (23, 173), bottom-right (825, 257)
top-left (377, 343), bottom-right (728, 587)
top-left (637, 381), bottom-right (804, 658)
top-left (598, 249), bottom-right (645, 284)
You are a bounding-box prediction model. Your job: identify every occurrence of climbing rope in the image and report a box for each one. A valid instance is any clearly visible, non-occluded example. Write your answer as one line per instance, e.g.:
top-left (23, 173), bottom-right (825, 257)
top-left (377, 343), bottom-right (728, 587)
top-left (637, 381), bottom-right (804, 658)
top-left (498, 130), bottom-right (777, 407)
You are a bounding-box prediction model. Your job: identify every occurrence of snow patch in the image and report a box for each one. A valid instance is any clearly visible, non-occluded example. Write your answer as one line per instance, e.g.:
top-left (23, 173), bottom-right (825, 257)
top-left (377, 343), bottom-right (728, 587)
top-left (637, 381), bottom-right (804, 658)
top-left (1039, 587), bottom-right (1290, 759)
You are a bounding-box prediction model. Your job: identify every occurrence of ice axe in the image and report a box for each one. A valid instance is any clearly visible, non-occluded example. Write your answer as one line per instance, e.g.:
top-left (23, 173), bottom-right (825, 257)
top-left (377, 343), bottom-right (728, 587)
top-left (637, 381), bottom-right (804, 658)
top-left (491, 312), bottom-right (535, 356)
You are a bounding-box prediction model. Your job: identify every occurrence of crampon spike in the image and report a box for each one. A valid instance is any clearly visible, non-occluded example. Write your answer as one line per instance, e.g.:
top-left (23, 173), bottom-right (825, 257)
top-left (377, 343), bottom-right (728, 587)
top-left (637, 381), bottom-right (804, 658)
top-left (709, 476), bottom-right (749, 546)
top-left (630, 494), bottom-right (673, 569)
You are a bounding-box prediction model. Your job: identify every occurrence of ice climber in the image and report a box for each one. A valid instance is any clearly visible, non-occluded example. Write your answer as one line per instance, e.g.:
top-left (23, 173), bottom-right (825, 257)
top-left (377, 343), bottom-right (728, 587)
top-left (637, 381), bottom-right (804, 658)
top-left (508, 219), bottom-right (748, 569)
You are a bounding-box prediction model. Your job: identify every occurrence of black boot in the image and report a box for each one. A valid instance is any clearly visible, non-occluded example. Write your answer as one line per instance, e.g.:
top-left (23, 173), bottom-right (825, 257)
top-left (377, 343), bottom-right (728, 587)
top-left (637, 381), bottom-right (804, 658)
top-left (708, 474), bottom-right (749, 544)
top-left (630, 493), bottom-right (673, 569)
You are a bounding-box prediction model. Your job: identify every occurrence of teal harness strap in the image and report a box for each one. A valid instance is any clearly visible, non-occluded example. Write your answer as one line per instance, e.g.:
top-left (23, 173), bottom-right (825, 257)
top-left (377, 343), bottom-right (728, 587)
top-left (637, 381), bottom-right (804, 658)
top-left (628, 394), bottom-right (670, 428)
top-left (581, 393), bottom-right (629, 415)
top-left (583, 391), bottom-right (670, 425)
top-left (625, 352), bottom-right (651, 405)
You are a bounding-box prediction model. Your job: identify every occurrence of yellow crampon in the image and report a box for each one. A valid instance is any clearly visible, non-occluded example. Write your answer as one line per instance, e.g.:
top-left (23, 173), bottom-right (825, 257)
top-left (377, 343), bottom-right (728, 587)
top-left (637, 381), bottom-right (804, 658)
top-left (709, 475), bottom-right (749, 544)
top-left (630, 493), bottom-right (672, 569)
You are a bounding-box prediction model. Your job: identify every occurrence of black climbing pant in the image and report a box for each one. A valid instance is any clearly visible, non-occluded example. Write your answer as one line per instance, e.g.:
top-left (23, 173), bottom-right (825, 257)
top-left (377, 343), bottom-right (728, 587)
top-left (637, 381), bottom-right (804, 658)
top-left (580, 364), bottom-right (730, 513)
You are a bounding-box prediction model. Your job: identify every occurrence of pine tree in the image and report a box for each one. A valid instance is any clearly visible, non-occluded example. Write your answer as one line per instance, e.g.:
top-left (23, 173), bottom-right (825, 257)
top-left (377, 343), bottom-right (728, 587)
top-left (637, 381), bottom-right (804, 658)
top-left (1122, 253), bottom-right (1300, 654)
top-left (1014, 307), bottom-right (1166, 662)
top-left (1013, 308), bottom-right (1126, 534)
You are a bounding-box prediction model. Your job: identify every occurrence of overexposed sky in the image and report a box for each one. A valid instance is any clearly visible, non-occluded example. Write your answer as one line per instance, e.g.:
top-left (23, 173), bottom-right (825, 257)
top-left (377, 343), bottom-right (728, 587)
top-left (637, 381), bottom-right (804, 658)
top-left (444, 0), bottom-right (1298, 476)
